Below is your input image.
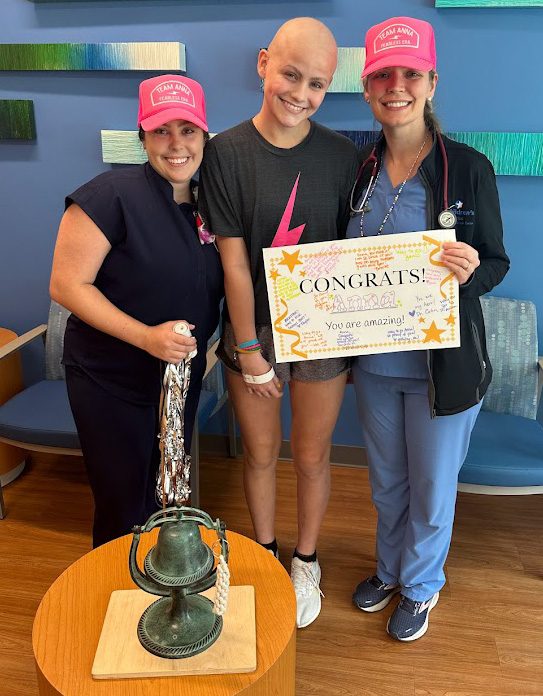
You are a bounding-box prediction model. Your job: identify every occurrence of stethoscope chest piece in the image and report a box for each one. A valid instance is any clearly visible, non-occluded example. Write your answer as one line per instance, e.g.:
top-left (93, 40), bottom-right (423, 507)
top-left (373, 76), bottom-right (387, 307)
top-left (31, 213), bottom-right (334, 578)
top-left (438, 209), bottom-right (457, 229)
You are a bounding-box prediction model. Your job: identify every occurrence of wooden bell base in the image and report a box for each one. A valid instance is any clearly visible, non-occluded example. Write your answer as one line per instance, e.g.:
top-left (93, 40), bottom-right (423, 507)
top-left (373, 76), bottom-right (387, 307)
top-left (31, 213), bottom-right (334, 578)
top-left (92, 585), bottom-right (256, 679)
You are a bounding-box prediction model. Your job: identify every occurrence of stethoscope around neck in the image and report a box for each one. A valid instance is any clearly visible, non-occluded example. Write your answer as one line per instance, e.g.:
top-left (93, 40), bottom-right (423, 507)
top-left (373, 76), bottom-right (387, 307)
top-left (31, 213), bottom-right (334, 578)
top-left (349, 131), bottom-right (462, 229)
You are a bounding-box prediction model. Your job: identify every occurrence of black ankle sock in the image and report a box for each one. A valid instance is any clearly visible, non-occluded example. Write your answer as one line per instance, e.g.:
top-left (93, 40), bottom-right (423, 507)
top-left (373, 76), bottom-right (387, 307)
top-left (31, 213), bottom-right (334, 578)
top-left (293, 548), bottom-right (317, 563)
top-left (259, 539), bottom-right (278, 555)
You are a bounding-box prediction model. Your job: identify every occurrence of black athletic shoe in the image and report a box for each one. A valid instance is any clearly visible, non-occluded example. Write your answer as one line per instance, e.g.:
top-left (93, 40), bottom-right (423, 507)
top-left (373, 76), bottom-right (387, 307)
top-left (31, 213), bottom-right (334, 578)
top-left (387, 592), bottom-right (439, 641)
top-left (353, 575), bottom-right (400, 613)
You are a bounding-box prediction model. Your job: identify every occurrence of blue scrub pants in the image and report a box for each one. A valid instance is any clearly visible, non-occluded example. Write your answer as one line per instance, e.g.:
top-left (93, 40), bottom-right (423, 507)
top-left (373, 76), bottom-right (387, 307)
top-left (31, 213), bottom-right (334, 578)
top-left (353, 366), bottom-right (482, 601)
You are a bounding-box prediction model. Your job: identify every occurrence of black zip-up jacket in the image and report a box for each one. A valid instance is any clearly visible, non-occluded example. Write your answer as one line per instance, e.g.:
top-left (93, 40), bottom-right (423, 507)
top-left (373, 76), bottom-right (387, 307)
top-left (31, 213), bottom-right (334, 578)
top-left (355, 133), bottom-right (510, 416)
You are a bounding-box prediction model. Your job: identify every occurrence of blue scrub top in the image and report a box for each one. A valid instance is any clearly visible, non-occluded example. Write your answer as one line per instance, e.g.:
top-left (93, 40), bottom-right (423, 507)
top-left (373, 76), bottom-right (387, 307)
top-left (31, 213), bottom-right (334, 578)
top-left (346, 168), bottom-right (428, 378)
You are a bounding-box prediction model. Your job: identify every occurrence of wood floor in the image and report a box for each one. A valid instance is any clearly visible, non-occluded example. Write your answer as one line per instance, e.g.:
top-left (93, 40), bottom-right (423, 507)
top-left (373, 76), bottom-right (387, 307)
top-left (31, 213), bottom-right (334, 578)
top-left (1, 451), bottom-right (542, 696)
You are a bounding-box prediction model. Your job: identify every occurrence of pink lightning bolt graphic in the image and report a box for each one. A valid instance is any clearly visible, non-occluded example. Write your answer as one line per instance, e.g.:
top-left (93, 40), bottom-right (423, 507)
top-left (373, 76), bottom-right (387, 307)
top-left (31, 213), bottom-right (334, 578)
top-left (271, 173), bottom-right (306, 248)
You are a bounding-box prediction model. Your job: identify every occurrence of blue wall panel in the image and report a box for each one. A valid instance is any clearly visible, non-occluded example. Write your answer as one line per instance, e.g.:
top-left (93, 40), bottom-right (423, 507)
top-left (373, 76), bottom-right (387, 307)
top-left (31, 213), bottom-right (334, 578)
top-left (1, 0), bottom-right (541, 442)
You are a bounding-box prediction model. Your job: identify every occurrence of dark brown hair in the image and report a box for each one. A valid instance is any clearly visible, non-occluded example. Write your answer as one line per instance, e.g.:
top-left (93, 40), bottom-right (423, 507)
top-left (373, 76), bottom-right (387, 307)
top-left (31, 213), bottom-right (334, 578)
top-left (423, 71), bottom-right (441, 133)
top-left (138, 125), bottom-right (210, 143)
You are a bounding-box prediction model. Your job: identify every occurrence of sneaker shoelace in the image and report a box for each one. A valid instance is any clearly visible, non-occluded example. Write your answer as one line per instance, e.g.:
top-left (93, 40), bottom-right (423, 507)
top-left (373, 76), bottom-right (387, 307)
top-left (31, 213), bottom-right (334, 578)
top-left (369, 575), bottom-right (386, 590)
top-left (399, 596), bottom-right (421, 615)
top-left (292, 564), bottom-right (325, 599)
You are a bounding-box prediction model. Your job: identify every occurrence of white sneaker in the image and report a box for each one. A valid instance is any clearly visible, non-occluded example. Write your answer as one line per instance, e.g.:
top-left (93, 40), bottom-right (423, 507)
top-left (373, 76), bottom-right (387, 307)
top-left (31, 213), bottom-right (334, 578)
top-left (290, 557), bottom-right (324, 628)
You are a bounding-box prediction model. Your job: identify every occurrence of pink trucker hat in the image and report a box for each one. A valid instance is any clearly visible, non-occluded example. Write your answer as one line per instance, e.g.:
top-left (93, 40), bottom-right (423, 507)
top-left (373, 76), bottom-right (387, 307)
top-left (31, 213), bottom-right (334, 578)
top-left (137, 75), bottom-right (208, 132)
top-left (362, 17), bottom-right (436, 78)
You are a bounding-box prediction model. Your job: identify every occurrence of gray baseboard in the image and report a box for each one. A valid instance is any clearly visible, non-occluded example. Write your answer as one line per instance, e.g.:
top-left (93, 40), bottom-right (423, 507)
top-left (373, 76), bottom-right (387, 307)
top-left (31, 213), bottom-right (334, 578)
top-left (200, 433), bottom-right (368, 468)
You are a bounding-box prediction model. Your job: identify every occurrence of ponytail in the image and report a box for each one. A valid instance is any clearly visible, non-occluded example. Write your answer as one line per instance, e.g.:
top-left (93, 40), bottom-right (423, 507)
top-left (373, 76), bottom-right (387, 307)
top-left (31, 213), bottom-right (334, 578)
top-left (424, 71), bottom-right (441, 133)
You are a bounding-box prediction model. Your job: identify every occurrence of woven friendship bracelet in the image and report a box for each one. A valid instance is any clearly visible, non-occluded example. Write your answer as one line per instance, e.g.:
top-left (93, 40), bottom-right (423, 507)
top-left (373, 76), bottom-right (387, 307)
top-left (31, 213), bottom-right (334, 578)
top-left (242, 366), bottom-right (276, 385)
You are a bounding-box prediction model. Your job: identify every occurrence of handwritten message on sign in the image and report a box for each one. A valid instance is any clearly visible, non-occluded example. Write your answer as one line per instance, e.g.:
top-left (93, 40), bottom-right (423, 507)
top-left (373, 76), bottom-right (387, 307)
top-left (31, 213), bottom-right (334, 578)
top-left (263, 230), bottom-right (459, 363)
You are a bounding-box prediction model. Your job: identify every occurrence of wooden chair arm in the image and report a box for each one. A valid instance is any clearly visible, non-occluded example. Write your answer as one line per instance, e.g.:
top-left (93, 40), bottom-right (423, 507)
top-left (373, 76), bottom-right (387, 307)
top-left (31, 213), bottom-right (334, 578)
top-left (203, 339), bottom-right (219, 380)
top-left (0, 325), bottom-right (47, 361)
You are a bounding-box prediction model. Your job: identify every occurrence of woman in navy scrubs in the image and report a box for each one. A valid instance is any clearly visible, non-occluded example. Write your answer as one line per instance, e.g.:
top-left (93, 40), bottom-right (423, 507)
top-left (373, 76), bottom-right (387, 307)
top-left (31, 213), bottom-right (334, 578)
top-left (50, 75), bottom-right (223, 547)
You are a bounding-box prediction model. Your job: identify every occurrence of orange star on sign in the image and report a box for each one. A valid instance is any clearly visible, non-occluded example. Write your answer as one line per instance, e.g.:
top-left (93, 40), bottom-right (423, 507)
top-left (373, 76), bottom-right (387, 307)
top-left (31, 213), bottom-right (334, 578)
top-left (422, 321), bottom-right (446, 343)
top-left (279, 249), bottom-right (303, 273)
top-left (446, 312), bottom-right (456, 325)
top-left (418, 316), bottom-right (426, 324)
top-left (269, 269), bottom-right (280, 280)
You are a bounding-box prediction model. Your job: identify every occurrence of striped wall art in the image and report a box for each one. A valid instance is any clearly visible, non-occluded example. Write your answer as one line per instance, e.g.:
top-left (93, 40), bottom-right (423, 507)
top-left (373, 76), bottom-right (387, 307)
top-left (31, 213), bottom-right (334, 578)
top-left (101, 129), bottom-right (543, 176)
top-left (0, 42), bottom-right (186, 71)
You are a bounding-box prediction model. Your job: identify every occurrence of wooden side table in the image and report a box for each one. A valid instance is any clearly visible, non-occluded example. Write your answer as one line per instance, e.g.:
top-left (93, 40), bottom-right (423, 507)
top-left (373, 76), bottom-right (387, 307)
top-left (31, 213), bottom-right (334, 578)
top-left (0, 328), bottom-right (26, 518)
top-left (33, 529), bottom-right (296, 695)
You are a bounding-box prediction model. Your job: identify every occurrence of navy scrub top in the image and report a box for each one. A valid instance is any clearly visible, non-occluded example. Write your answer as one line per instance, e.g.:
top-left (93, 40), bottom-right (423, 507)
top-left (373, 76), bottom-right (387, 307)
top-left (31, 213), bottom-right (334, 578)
top-left (63, 162), bottom-right (224, 404)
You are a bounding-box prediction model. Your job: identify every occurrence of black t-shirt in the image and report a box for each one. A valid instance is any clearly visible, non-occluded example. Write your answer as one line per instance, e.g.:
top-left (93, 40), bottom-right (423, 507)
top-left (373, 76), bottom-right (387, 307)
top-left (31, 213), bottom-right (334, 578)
top-left (63, 163), bottom-right (223, 404)
top-left (198, 119), bottom-right (359, 324)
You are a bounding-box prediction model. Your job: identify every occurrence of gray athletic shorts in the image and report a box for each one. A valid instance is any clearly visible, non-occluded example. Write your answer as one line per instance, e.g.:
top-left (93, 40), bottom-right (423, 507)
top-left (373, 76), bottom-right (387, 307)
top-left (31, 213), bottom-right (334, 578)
top-left (216, 321), bottom-right (349, 383)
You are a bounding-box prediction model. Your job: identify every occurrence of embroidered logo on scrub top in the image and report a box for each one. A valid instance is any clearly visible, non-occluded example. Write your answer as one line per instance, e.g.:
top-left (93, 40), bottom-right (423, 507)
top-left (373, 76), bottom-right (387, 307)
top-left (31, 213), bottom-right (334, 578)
top-left (150, 80), bottom-right (196, 107)
top-left (271, 173), bottom-right (306, 248)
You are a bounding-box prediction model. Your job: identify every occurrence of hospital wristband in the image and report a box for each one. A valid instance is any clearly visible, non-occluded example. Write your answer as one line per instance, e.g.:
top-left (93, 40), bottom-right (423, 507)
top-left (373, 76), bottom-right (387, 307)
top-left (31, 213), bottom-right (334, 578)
top-left (242, 367), bottom-right (276, 385)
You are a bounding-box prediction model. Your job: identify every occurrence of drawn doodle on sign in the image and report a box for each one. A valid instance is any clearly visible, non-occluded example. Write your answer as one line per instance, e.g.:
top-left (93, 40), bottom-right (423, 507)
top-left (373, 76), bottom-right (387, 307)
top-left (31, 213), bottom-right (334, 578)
top-left (330, 292), bottom-right (400, 314)
top-left (332, 295), bottom-right (347, 313)
top-left (303, 244), bottom-right (342, 278)
top-left (314, 292), bottom-right (335, 312)
top-left (380, 291), bottom-right (395, 308)
top-left (362, 293), bottom-right (379, 310)
top-left (347, 295), bottom-right (362, 311)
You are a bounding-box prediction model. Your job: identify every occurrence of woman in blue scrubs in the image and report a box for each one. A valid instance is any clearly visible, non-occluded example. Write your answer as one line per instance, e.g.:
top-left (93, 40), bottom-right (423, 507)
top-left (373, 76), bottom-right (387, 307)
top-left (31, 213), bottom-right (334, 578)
top-left (348, 18), bottom-right (509, 640)
top-left (50, 75), bottom-right (223, 547)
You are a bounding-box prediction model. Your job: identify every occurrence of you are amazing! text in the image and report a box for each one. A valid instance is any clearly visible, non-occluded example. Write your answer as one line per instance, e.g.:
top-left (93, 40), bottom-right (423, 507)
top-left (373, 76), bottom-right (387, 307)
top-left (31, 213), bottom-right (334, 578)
top-left (299, 268), bottom-right (425, 294)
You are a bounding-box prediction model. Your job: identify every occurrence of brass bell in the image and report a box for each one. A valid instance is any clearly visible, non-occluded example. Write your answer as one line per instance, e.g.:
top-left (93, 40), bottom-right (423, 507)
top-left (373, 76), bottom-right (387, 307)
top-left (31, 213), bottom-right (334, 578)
top-left (130, 506), bottom-right (228, 659)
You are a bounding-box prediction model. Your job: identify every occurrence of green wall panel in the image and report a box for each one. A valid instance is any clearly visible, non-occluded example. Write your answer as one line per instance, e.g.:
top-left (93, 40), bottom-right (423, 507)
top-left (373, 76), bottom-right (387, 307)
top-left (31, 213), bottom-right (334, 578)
top-left (449, 132), bottom-right (543, 176)
top-left (101, 130), bottom-right (217, 164)
top-left (436, 0), bottom-right (543, 6)
top-left (104, 129), bottom-right (542, 175)
top-left (332, 47), bottom-right (365, 93)
top-left (0, 100), bottom-right (36, 140)
top-left (0, 42), bottom-right (186, 71)
top-left (340, 131), bottom-right (543, 176)
top-left (101, 130), bottom-right (147, 165)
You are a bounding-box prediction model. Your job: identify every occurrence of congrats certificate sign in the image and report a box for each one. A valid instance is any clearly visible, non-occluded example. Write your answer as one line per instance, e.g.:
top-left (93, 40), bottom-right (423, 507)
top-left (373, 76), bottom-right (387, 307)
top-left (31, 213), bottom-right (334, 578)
top-left (263, 230), bottom-right (459, 363)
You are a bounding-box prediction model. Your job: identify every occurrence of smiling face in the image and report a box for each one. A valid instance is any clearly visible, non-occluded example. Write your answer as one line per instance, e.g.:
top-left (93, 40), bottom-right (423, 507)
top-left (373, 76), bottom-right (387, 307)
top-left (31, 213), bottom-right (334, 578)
top-left (255, 18), bottom-right (337, 145)
top-left (364, 67), bottom-right (437, 133)
top-left (142, 119), bottom-right (205, 200)
top-left (258, 48), bottom-right (333, 132)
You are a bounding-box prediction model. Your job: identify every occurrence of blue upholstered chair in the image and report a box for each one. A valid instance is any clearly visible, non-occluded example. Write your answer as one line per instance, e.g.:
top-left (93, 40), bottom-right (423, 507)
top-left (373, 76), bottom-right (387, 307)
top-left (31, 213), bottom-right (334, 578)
top-left (0, 302), bottom-right (224, 517)
top-left (458, 296), bottom-right (543, 494)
